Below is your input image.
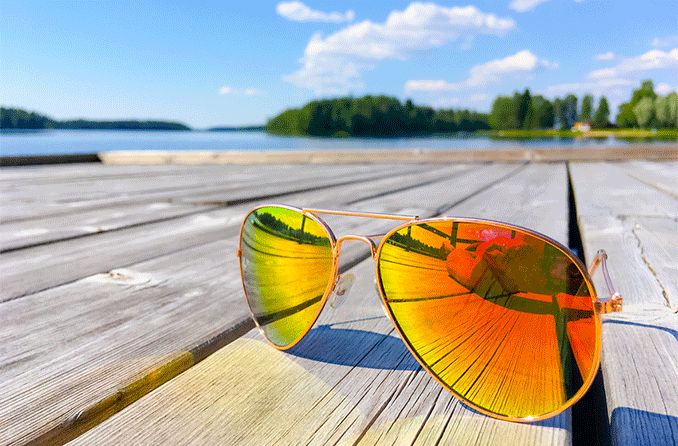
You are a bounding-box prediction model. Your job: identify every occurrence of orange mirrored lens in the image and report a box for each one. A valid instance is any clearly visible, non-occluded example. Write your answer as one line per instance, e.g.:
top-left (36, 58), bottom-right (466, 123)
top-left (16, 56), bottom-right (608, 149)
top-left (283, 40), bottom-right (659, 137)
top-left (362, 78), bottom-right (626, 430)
top-left (240, 206), bottom-right (335, 348)
top-left (378, 220), bottom-right (599, 420)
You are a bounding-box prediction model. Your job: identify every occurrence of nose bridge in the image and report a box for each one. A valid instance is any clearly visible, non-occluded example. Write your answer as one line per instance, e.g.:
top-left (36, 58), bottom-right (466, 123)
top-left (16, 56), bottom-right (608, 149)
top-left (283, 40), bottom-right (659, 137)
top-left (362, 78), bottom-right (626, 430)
top-left (335, 234), bottom-right (377, 259)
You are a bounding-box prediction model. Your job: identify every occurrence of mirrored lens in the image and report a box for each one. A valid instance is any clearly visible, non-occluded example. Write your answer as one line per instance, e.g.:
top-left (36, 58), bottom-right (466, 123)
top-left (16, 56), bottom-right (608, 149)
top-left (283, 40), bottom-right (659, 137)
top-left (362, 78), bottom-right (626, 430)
top-left (378, 220), bottom-right (598, 419)
top-left (240, 206), bottom-right (334, 348)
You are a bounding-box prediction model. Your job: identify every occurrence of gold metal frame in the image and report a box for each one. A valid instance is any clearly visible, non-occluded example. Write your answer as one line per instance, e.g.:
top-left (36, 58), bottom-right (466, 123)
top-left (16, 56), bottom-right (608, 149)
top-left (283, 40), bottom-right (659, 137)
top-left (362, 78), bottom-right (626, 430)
top-left (236, 204), bottom-right (623, 423)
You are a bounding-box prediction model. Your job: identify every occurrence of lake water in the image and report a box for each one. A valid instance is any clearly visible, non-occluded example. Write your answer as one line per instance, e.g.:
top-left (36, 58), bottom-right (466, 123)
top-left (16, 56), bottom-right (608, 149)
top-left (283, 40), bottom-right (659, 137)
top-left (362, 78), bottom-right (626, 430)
top-left (0, 129), bottom-right (671, 157)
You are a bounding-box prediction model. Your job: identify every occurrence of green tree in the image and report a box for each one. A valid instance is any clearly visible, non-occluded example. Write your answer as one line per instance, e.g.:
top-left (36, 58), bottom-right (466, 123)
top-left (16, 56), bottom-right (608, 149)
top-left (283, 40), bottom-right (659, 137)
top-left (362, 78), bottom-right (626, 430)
top-left (489, 96), bottom-right (519, 130)
top-left (562, 94), bottom-right (578, 128)
top-left (633, 97), bottom-right (655, 128)
top-left (592, 96), bottom-right (610, 128)
top-left (530, 95), bottom-right (554, 129)
top-left (266, 108), bottom-right (305, 135)
top-left (0, 107), bottom-right (54, 129)
top-left (516, 89), bottom-right (532, 128)
top-left (630, 80), bottom-right (656, 104)
top-left (616, 80), bottom-right (657, 128)
top-left (654, 93), bottom-right (678, 128)
top-left (616, 103), bottom-right (637, 128)
top-left (432, 110), bottom-right (457, 132)
top-left (580, 95), bottom-right (593, 122)
top-left (553, 98), bottom-right (564, 129)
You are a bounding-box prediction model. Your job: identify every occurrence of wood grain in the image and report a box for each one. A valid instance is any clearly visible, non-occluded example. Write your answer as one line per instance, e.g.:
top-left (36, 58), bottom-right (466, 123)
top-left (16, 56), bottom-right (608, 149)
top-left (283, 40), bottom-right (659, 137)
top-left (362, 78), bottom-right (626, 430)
top-left (0, 164), bottom-right (408, 223)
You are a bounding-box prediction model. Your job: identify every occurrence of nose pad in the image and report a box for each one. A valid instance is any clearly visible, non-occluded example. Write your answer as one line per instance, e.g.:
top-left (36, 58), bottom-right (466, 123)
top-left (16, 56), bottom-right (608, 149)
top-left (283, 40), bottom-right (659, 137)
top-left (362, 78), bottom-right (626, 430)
top-left (329, 273), bottom-right (356, 309)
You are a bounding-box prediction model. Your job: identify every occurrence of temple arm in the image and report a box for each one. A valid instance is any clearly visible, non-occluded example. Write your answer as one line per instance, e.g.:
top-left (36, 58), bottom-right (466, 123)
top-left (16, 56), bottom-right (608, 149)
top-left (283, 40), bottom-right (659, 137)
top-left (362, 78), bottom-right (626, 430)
top-left (588, 249), bottom-right (623, 314)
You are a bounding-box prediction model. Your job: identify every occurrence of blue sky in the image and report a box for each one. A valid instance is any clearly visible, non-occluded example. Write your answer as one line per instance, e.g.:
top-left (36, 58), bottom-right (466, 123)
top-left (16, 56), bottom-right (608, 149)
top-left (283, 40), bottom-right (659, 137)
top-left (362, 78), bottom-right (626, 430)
top-left (1, 0), bottom-right (677, 127)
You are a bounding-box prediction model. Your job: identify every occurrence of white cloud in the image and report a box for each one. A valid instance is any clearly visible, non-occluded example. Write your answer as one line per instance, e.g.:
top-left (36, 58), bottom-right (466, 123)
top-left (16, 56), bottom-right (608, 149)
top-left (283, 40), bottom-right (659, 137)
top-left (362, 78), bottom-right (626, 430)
top-left (218, 86), bottom-right (262, 96)
top-left (594, 51), bottom-right (615, 61)
top-left (405, 79), bottom-right (461, 93)
top-left (652, 35), bottom-right (678, 48)
top-left (656, 82), bottom-right (677, 95)
top-left (405, 50), bottom-right (556, 93)
top-left (509, 0), bottom-right (550, 12)
top-left (276, 1), bottom-right (355, 23)
top-left (467, 50), bottom-right (557, 85)
top-left (588, 48), bottom-right (678, 80)
top-left (284, 2), bottom-right (515, 94)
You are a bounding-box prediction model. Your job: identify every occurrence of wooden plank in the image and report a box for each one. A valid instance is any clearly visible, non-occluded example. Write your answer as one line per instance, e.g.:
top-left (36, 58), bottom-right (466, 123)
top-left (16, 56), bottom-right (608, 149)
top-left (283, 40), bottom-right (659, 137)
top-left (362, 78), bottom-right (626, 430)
top-left (0, 164), bottom-right (522, 445)
top-left (0, 202), bottom-right (214, 252)
top-left (0, 164), bottom-right (394, 223)
top-left (0, 165), bottom-right (282, 204)
top-left (618, 160), bottom-right (678, 200)
top-left (0, 164), bottom-right (288, 222)
top-left (98, 145), bottom-right (678, 165)
top-left (569, 161), bottom-right (678, 446)
top-left (69, 163), bottom-right (573, 446)
top-left (0, 163), bottom-right (198, 183)
top-left (569, 162), bottom-right (678, 308)
top-left (0, 164), bottom-right (420, 250)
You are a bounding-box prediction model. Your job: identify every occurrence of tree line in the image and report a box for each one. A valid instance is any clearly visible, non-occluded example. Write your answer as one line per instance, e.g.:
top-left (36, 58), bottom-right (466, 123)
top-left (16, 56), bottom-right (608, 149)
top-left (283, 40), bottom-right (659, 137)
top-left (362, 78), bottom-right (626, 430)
top-left (266, 80), bottom-right (677, 136)
top-left (266, 96), bottom-right (489, 136)
top-left (616, 80), bottom-right (678, 129)
top-left (0, 108), bottom-right (190, 130)
top-left (489, 90), bottom-right (611, 129)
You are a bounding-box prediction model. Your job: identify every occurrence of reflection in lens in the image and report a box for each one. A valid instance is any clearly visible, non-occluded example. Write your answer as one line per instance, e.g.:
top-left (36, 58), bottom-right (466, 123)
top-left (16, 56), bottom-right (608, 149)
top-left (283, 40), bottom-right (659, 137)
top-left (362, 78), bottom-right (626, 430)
top-left (240, 206), bottom-right (334, 347)
top-left (378, 220), bottom-right (598, 419)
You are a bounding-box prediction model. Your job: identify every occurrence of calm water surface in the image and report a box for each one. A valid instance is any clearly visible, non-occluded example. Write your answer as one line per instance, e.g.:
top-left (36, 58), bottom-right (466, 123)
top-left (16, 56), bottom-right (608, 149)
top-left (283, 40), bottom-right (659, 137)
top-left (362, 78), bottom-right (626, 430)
top-left (0, 129), bottom-right (668, 156)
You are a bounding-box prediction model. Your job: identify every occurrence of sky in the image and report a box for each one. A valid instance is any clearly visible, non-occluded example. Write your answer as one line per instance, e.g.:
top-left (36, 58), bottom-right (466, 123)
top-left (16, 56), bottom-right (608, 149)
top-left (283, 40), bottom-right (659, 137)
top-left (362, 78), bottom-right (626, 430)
top-left (1, 0), bottom-right (677, 128)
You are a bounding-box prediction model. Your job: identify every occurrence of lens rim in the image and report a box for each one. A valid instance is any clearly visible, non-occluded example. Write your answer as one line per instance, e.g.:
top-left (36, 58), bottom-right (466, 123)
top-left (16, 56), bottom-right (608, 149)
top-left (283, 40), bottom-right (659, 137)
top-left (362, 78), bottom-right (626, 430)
top-left (374, 216), bottom-right (602, 423)
top-left (238, 204), bottom-right (339, 351)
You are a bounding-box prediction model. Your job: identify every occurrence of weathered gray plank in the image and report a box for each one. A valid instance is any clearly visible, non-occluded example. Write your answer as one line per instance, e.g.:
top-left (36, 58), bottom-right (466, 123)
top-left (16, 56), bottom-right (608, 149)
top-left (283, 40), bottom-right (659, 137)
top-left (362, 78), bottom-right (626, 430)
top-left (570, 162), bottom-right (678, 308)
top-left (0, 202), bottom-right (214, 252)
top-left (570, 161), bottom-right (678, 446)
top-left (0, 164), bottom-right (397, 223)
top-left (620, 160), bottom-right (678, 199)
top-left (69, 163), bottom-right (573, 446)
top-left (0, 164), bottom-right (420, 250)
top-left (0, 163), bottom-right (520, 445)
top-left (0, 163), bottom-right (200, 183)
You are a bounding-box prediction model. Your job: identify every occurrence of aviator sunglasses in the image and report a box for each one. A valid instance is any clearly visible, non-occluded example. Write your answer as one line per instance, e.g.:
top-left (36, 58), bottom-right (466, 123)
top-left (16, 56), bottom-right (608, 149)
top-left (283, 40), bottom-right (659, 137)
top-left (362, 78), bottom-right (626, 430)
top-left (236, 204), bottom-right (623, 422)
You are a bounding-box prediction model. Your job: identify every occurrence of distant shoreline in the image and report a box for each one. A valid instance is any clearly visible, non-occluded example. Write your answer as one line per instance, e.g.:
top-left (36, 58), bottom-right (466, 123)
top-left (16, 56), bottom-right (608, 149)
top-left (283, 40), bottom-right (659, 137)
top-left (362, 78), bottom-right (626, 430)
top-left (2, 127), bottom-right (677, 139)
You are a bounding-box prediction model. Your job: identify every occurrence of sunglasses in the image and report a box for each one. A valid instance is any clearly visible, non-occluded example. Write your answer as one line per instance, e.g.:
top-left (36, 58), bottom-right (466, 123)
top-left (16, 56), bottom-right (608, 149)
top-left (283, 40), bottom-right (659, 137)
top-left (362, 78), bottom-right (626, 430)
top-left (236, 204), bottom-right (622, 422)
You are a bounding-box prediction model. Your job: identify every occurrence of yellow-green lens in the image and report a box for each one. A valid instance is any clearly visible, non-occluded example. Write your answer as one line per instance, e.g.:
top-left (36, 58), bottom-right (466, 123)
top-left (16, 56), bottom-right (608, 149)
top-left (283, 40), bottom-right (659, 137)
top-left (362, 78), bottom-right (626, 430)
top-left (378, 220), bottom-right (599, 420)
top-left (240, 206), bottom-right (334, 348)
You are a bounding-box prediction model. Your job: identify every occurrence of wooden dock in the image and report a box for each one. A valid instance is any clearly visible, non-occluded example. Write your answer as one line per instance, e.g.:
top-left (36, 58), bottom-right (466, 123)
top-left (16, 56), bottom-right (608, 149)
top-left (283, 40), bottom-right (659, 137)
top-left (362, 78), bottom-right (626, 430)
top-left (1, 157), bottom-right (676, 445)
